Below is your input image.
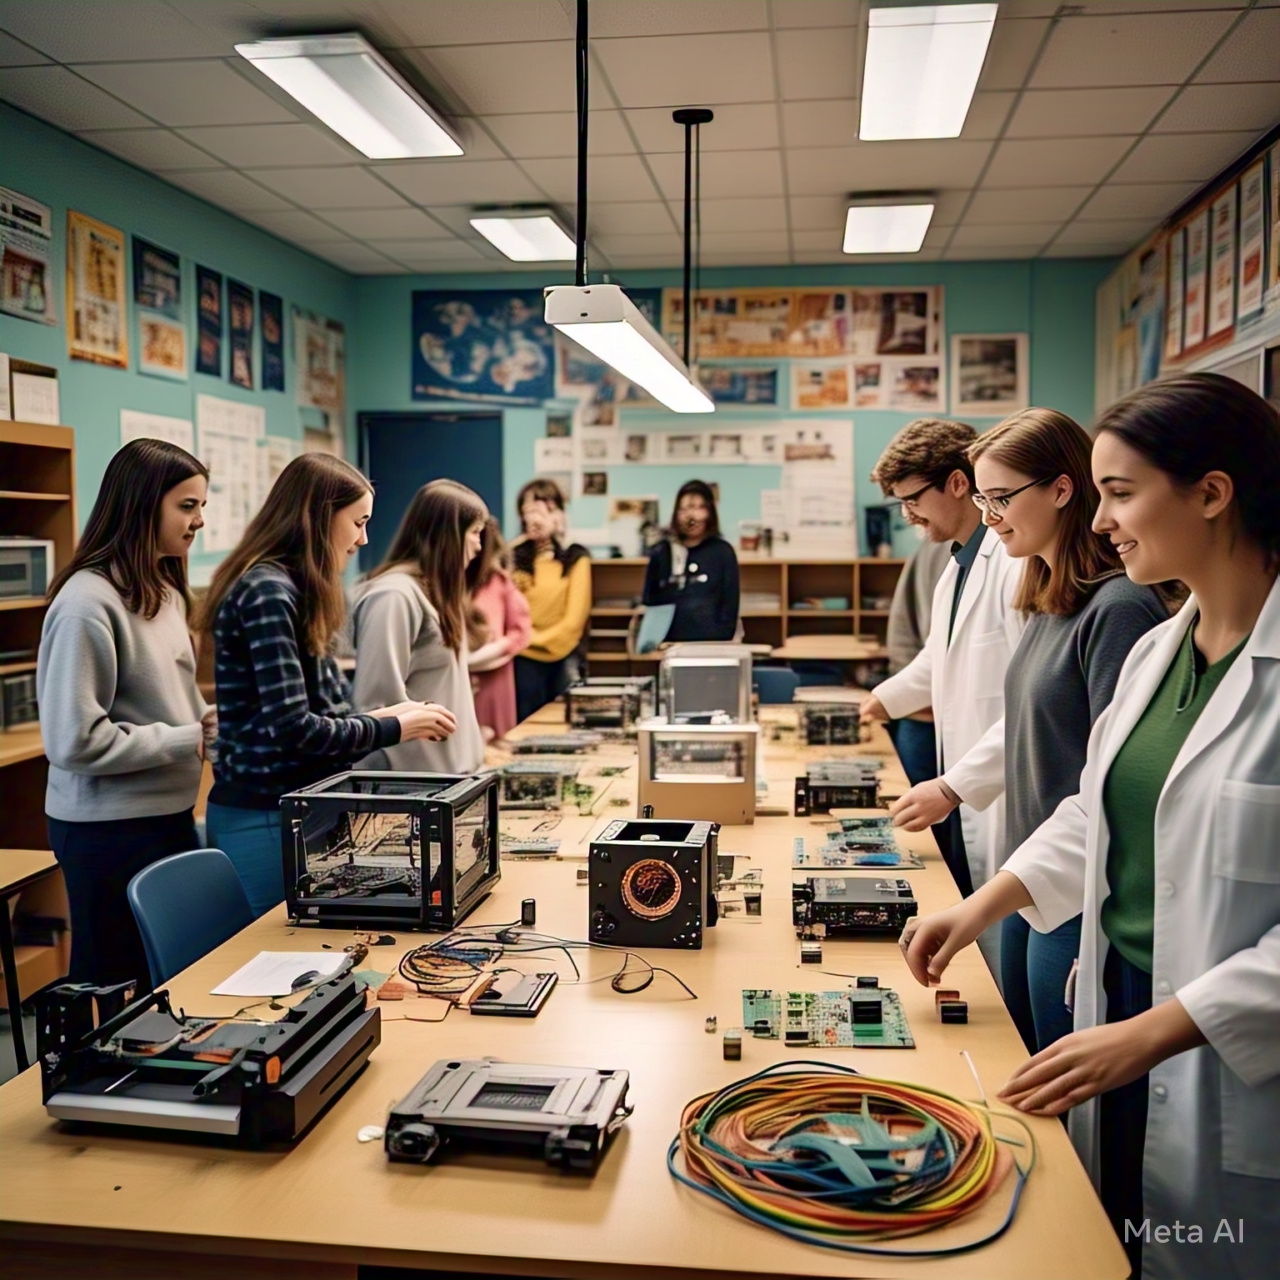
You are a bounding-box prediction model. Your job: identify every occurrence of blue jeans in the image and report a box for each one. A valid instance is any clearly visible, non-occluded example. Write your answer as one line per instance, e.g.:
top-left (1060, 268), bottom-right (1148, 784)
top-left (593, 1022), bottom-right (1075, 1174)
top-left (205, 803), bottom-right (284, 919)
top-left (886, 717), bottom-right (937, 789)
top-left (1000, 911), bottom-right (1082, 1054)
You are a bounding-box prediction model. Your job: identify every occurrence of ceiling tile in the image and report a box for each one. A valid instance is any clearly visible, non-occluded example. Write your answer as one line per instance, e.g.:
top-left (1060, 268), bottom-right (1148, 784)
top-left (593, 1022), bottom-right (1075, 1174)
top-left (781, 99), bottom-right (858, 149)
top-left (344, 0), bottom-right (572, 47)
top-left (322, 208), bottom-right (454, 239)
top-left (942, 246), bottom-right (1044, 260)
top-left (446, 119), bottom-right (507, 161)
top-left (481, 110), bottom-right (633, 158)
top-left (626, 102), bottom-right (780, 152)
top-left (77, 128), bottom-right (222, 171)
top-left (404, 42), bottom-right (575, 115)
top-left (74, 60), bottom-right (299, 127)
top-left (590, 201), bottom-right (676, 234)
top-left (1111, 130), bottom-right (1260, 182)
top-left (592, 32), bottom-right (775, 108)
top-left (1055, 218), bottom-right (1157, 245)
top-left (176, 124), bottom-right (355, 168)
top-left (776, 27), bottom-right (857, 101)
top-left (1006, 87), bottom-right (1172, 138)
top-left (1030, 10), bottom-right (1237, 87)
top-left (520, 153), bottom-right (660, 203)
top-left (1194, 8), bottom-right (1280, 82)
top-left (788, 195), bottom-right (849, 231)
top-left (162, 168), bottom-right (295, 213)
top-left (371, 158), bottom-right (544, 204)
top-left (649, 150), bottom-right (784, 200)
top-left (0, 1), bottom-right (231, 60)
top-left (1039, 242), bottom-right (1129, 258)
top-left (983, 137), bottom-right (1133, 187)
top-left (794, 248), bottom-right (944, 264)
top-left (594, 232), bottom-right (683, 256)
top-left (372, 238), bottom-right (488, 261)
top-left (309, 242), bottom-right (404, 272)
top-left (961, 92), bottom-right (1017, 140)
top-left (774, 1), bottom-right (860, 28)
top-left (787, 141), bottom-right (992, 195)
top-left (697, 252), bottom-right (792, 266)
top-left (591, 1), bottom-right (768, 36)
top-left (248, 166), bottom-right (408, 209)
top-left (0, 31), bottom-right (50, 65)
top-left (697, 231), bottom-right (792, 255)
top-left (694, 197), bottom-right (789, 232)
top-left (965, 186), bottom-right (1093, 222)
top-left (979, 18), bottom-right (1054, 91)
top-left (1156, 82), bottom-right (1280, 133)
top-left (1076, 181), bottom-right (1200, 221)
top-left (244, 209), bottom-right (350, 241)
top-left (601, 256), bottom-right (680, 269)
top-left (790, 229), bottom-right (839, 252)
top-left (950, 222), bottom-right (1061, 248)
top-left (0, 66), bottom-right (151, 131)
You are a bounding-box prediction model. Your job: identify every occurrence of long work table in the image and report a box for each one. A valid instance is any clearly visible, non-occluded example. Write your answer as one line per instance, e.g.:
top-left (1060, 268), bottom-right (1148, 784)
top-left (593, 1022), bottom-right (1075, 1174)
top-left (0, 703), bottom-right (1128, 1280)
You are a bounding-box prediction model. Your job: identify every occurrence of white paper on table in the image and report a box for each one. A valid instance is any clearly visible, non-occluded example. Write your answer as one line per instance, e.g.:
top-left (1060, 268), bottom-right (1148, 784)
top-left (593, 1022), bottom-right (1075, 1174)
top-left (11, 371), bottom-right (59, 424)
top-left (120, 409), bottom-right (194, 452)
top-left (211, 951), bottom-right (348, 997)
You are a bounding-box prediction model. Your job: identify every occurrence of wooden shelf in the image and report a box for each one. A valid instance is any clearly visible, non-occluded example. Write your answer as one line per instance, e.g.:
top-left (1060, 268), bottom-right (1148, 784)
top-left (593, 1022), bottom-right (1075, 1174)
top-left (787, 609), bottom-right (855, 617)
top-left (0, 490), bottom-right (72, 501)
top-left (0, 723), bottom-right (44, 768)
top-left (0, 597), bottom-right (48, 612)
top-left (0, 661), bottom-right (37, 676)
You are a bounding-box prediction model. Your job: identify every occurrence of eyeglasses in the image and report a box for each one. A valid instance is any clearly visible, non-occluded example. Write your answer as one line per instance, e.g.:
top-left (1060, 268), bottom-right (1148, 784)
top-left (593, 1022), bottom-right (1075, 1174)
top-left (888, 480), bottom-right (938, 511)
top-left (972, 476), bottom-right (1053, 517)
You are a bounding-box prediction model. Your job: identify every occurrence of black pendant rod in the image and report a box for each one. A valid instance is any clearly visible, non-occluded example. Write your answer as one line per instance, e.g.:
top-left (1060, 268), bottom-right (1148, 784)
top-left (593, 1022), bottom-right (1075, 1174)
top-left (575, 0), bottom-right (589, 286)
top-left (673, 108), bottom-right (713, 366)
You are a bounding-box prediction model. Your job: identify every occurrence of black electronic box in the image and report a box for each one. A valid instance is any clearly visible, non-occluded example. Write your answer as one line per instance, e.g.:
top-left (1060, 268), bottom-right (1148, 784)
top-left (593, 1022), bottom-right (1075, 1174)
top-left (792, 874), bottom-right (918, 935)
top-left (794, 760), bottom-right (882, 815)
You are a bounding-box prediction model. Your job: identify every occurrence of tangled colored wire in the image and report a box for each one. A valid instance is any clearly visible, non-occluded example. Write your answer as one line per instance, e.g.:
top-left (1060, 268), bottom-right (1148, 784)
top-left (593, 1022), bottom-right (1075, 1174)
top-left (668, 1061), bottom-right (1035, 1257)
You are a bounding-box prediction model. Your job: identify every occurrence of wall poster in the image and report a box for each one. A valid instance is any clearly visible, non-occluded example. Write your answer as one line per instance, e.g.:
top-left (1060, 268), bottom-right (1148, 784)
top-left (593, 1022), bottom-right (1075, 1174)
top-left (1182, 209), bottom-right (1209, 350)
top-left (228, 278), bottom-right (255, 389)
top-left (1164, 227), bottom-right (1184, 362)
top-left (66, 210), bottom-right (127, 367)
top-left (132, 236), bottom-right (186, 380)
top-left (1206, 185), bottom-right (1237, 339)
top-left (661, 288), bottom-right (850, 359)
top-left (260, 290), bottom-right (285, 391)
top-left (196, 265), bottom-right (223, 376)
top-left (0, 186), bottom-right (55, 325)
top-left (294, 307), bottom-right (346, 416)
top-left (951, 334), bottom-right (1029, 418)
top-left (1236, 160), bottom-right (1266, 324)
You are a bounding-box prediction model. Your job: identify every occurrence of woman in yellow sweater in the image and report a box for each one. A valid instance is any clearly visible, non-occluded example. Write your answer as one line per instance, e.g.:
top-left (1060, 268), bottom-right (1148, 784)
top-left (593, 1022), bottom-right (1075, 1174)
top-left (510, 478), bottom-right (592, 722)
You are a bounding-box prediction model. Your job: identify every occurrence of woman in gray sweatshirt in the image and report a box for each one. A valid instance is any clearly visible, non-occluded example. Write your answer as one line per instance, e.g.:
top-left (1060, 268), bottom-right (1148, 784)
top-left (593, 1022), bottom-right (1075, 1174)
top-left (37, 439), bottom-right (214, 988)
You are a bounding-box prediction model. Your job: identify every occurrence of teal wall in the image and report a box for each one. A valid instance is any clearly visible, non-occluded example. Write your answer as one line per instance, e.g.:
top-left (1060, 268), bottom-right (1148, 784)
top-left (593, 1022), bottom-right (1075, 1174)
top-left (351, 257), bottom-right (1115, 554)
top-left (0, 104), bottom-right (356, 582)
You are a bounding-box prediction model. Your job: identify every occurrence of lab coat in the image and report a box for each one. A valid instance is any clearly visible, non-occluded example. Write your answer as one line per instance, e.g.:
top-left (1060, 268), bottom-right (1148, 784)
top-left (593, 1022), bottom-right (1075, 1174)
top-left (874, 527), bottom-right (1024, 891)
top-left (1004, 581), bottom-right (1280, 1280)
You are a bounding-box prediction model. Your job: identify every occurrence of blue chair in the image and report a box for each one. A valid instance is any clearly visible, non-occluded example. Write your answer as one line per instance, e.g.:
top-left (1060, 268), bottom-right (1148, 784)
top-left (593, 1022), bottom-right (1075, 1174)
top-left (127, 848), bottom-right (254, 988)
top-left (753, 666), bottom-right (800, 704)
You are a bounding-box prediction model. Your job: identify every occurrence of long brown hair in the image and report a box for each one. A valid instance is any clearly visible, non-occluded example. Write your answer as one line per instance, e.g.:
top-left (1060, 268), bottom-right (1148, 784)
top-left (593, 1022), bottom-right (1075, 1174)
top-left (466, 516), bottom-right (509, 593)
top-left (49, 438), bottom-right (208, 618)
top-left (372, 480), bottom-right (488, 652)
top-left (197, 453), bottom-right (371, 655)
top-left (969, 408), bottom-right (1122, 616)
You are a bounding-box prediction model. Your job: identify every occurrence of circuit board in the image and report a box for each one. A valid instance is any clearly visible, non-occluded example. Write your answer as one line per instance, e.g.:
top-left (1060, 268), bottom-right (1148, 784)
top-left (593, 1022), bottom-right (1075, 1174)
top-left (742, 986), bottom-right (915, 1049)
top-left (792, 836), bottom-right (924, 871)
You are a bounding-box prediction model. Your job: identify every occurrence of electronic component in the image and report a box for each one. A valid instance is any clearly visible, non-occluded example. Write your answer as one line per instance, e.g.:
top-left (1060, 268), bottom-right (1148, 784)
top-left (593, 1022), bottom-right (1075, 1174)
top-left (39, 976), bottom-right (378, 1143)
top-left (660, 643), bottom-right (754, 723)
top-left (469, 971), bottom-right (557, 1018)
top-left (794, 760), bottom-right (882, 816)
top-left (798, 701), bottom-right (863, 746)
top-left (638, 721), bottom-right (759, 826)
top-left (800, 941), bottom-right (822, 964)
top-left (511, 732), bottom-right (603, 754)
top-left (565, 676), bottom-right (654, 732)
top-left (940, 1000), bottom-right (969, 1025)
top-left (792, 835), bottom-right (924, 871)
top-left (520, 898), bottom-right (537, 927)
top-left (498, 758), bottom-right (582, 810)
top-left (384, 1059), bottom-right (631, 1173)
top-left (705, 1016), bottom-right (717, 1033)
top-left (856, 975), bottom-right (879, 989)
top-left (741, 986), bottom-right (914, 1049)
top-left (282, 771), bottom-right (500, 931)
top-left (588, 818), bottom-right (718, 949)
top-left (500, 835), bottom-right (562, 858)
top-left (722, 1029), bottom-right (742, 1060)
top-left (934, 988), bottom-right (961, 1007)
top-left (792, 875), bottom-right (917, 935)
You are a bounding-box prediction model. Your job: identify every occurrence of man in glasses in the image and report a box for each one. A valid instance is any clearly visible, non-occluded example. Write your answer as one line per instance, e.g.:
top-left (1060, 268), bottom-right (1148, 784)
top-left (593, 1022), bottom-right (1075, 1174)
top-left (860, 419), bottom-right (1024, 968)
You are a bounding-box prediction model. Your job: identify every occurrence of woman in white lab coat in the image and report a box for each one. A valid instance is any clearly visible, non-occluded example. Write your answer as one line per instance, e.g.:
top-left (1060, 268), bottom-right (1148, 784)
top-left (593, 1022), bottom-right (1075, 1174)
top-left (902, 373), bottom-right (1280, 1280)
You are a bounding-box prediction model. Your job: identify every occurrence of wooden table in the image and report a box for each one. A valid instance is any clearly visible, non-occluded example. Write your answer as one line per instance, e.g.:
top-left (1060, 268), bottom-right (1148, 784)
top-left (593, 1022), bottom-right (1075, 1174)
top-left (771, 636), bottom-right (887, 661)
top-left (0, 849), bottom-right (59, 1072)
top-left (0, 713), bottom-right (1127, 1280)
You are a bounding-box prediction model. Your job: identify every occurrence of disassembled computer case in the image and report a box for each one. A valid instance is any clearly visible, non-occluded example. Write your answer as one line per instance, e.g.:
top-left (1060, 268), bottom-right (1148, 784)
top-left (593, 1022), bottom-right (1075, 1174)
top-left (794, 759), bottom-right (882, 815)
top-left (511, 731), bottom-right (604, 754)
top-left (792, 874), bottom-right (918, 935)
top-left (659, 643), bottom-right (755, 724)
top-left (564, 675), bottom-right (655, 732)
top-left (281, 771), bottom-right (500, 931)
top-left (588, 818), bottom-right (719, 949)
top-left (385, 1058), bottom-right (632, 1173)
top-left (498, 757), bottom-right (583, 809)
top-left (637, 720), bottom-right (759, 826)
top-left (39, 975), bottom-right (379, 1143)
top-left (798, 700), bottom-right (864, 746)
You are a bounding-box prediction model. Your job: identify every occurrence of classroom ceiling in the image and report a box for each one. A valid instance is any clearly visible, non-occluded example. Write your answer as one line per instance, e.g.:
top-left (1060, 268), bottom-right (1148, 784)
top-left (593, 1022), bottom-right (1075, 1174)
top-left (1, 0), bottom-right (1278, 274)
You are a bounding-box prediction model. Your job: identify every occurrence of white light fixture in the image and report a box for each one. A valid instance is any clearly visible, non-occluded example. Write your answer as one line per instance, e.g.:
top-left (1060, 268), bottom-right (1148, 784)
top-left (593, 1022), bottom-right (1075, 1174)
top-left (470, 210), bottom-right (576, 262)
top-left (843, 198), bottom-right (935, 254)
top-left (546, 285), bottom-right (714, 414)
top-left (235, 32), bottom-right (462, 159)
top-left (860, 4), bottom-right (998, 141)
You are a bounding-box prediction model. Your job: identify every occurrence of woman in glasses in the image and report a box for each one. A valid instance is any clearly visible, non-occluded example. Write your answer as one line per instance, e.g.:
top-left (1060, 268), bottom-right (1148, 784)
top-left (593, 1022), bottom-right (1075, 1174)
top-left (903, 375), bottom-right (1280, 1279)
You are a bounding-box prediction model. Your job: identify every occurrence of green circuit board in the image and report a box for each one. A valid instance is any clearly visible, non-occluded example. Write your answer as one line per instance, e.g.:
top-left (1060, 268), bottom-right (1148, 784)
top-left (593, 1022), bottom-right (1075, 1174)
top-left (742, 986), bottom-right (915, 1049)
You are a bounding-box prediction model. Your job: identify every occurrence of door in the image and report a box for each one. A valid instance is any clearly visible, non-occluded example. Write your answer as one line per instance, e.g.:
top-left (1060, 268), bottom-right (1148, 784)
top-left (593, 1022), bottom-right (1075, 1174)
top-left (359, 411), bottom-right (503, 571)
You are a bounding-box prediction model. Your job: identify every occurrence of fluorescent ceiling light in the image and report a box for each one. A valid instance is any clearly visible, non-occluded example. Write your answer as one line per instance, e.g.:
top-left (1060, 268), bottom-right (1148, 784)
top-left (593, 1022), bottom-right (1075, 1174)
top-left (843, 201), bottom-right (934, 254)
top-left (860, 4), bottom-right (998, 140)
top-left (546, 284), bottom-right (714, 414)
top-left (470, 211), bottom-right (576, 262)
top-left (235, 32), bottom-right (462, 159)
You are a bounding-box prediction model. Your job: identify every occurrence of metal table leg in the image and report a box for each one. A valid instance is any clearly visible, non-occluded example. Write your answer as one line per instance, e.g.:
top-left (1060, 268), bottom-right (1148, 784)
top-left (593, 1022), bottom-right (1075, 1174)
top-left (0, 896), bottom-right (30, 1072)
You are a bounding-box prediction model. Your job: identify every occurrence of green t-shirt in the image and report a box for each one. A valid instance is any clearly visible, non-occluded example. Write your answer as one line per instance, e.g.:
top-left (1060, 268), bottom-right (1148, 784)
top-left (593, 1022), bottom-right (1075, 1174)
top-left (1101, 623), bottom-right (1249, 972)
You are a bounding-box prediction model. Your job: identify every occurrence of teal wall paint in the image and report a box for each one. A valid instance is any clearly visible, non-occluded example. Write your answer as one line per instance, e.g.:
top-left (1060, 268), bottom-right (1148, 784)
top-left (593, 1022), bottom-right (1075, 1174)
top-left (0, 104), bottom-right (357, 581)
top-left (351, 257), bottom-right (1115, 554)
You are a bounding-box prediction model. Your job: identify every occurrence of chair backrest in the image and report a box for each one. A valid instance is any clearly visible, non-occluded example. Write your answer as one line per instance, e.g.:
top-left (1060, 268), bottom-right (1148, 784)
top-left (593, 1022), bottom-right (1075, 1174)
top-left (753, 666), bottom-right (800, 704)
top-left (127, 848), bottom-right (254, 988)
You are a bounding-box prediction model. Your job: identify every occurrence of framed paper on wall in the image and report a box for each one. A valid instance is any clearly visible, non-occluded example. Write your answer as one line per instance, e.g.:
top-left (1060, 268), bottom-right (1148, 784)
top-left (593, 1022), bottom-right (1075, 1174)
top-left (950, 334), bottom-right (1029, 418)
top-left (1206, 184), bottom-right (1237, 339)
top-left (66, 210), bottom-right (128, 367)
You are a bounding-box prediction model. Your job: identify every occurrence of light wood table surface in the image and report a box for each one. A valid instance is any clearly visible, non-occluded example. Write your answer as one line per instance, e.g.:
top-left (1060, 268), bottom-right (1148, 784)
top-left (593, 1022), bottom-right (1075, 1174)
top-left (0, 711), bottom-right (1127, 1280)
top-left (771, 636), bottom-right (887, 661)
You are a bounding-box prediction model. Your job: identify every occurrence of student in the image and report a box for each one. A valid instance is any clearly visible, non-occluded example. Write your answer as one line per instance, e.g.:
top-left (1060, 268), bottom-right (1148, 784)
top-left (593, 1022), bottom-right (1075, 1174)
top-left (859, 419), bottom-right (1024, 913)
top-left (352, 480), bottom-right (483, 774)
top-left (642, 480), bottom-right (740, 643)
top-left (967, 409), bottom-right (1166, 1053)
top-left (466, 516), bottom-right (532, 744)
top-left (37, 439), bottom-right (213, 988)
top-left (199, 454), bottom-right (448, 917)
top-left (511, 478), bottom-right (591, 722)
top-left (902, 374), bottom-right (1280, 1280)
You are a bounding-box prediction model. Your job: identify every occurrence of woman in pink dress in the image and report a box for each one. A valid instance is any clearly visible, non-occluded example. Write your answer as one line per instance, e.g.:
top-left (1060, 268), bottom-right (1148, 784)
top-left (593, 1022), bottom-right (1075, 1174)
top-left (467, 519), bottom-right (532, 743)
